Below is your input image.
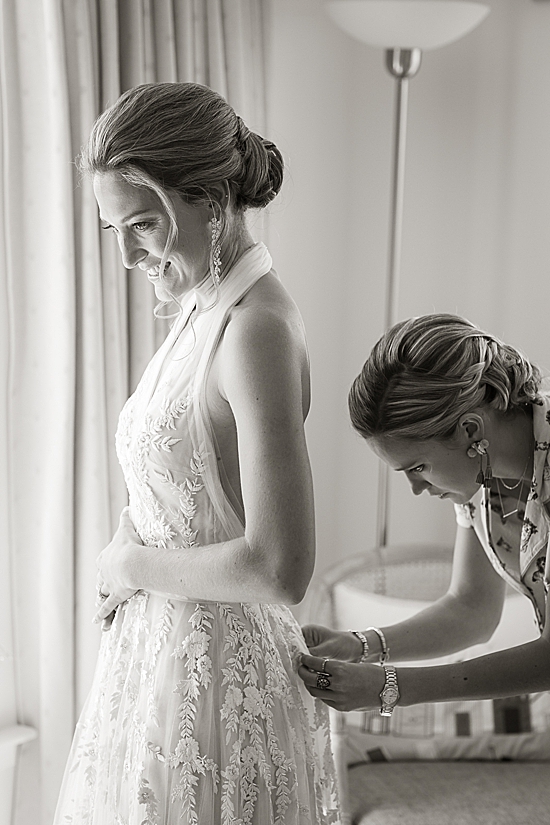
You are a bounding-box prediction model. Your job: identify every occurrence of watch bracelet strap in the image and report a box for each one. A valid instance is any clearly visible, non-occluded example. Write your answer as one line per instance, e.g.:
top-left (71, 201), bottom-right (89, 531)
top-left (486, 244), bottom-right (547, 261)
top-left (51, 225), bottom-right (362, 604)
top-left (380, 664), bottom-right (399, 717)
top-left (349, 630), bottom-right (369, 663)
top-left (366, 626), bottom-right (390, 664)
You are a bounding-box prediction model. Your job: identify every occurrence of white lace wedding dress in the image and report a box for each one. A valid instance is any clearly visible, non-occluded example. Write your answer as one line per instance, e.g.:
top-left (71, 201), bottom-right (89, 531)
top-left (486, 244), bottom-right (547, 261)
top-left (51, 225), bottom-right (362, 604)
top-left (53, 243), bottom-right (341, 824)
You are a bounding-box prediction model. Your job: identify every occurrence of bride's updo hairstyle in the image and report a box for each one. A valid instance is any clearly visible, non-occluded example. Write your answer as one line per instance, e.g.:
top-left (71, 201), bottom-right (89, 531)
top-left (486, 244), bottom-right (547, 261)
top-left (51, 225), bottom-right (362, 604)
top-left (79, 82), bottom-right (283, 313)
top-left (79, 82), bottom-right (283, 212)
top-left (349, 313), bottom-right (541, 442)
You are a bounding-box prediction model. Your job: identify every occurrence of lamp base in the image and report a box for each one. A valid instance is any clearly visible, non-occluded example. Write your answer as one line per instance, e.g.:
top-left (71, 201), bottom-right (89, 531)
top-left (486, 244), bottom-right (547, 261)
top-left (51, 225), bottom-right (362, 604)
top-left (385, 48), bottom-right (422, 78)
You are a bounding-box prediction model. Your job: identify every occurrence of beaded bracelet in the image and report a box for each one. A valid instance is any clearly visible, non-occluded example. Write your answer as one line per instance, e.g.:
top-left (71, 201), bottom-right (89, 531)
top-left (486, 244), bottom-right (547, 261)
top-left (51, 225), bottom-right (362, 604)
top-left (349, 630), bottom-right (369, 663)
top-left (367, 626), bottom-right (390, 664)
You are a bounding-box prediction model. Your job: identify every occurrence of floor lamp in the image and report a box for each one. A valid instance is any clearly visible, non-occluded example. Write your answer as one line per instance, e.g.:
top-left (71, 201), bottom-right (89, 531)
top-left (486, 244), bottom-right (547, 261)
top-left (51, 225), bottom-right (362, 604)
top-left (325, 0), bottom-right (490, 561)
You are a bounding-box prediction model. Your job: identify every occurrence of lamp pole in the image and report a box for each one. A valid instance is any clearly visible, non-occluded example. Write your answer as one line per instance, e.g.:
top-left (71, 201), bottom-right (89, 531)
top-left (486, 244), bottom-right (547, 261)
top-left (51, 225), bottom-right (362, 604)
top-left (384, 48), bottom-right (422, 331)
top-left (376, 47), bottom-right (422, 559)
top-left (324, 0), bottom-right (489, 568)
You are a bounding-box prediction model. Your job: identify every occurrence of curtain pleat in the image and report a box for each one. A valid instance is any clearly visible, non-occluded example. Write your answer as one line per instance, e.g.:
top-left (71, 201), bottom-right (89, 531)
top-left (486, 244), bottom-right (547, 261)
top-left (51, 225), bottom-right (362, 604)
top-left (3, 0), bottom-right (77, 819)
top-left (153, 0), bottom-right (178, 82)
top-left (174, 0), bottom-right (196, 81)
top-left (1, 2), bottom-right (267, 822)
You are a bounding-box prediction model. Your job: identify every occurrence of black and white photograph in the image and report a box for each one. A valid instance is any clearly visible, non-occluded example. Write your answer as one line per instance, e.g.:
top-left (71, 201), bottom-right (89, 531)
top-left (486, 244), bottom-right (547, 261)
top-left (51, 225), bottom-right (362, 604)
top-left (1, 1), bottom-right (550, 823)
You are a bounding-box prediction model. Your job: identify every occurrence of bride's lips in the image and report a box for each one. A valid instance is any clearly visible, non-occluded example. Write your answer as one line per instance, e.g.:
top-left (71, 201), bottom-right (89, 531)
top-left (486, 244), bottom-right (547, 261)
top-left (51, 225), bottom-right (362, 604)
top-left (140, 261), bottom-right (172, 281)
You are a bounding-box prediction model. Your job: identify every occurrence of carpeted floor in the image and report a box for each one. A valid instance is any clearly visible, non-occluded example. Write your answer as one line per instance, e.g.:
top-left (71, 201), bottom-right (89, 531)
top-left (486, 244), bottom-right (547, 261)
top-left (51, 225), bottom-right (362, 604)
top-left (349, 761), bottom-right (550, 825)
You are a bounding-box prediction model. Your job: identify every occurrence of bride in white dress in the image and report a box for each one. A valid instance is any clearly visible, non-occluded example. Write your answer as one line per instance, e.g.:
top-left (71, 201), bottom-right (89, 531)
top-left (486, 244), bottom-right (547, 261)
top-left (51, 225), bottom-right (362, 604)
top-left (53, 82), bottom-right (340, 824)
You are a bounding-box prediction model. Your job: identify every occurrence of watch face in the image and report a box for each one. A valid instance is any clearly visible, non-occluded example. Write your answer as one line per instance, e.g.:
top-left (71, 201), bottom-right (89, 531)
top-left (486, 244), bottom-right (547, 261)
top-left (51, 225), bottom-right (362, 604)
top-left (382, 687), bottom-right (399, 704)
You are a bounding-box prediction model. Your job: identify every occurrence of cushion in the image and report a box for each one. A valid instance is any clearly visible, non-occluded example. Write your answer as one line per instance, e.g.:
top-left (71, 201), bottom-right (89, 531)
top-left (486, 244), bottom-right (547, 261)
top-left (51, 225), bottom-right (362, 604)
top-left (333, 574), bottom-right (549, 763)
top-left (348, 761), bottom-right (550, 825)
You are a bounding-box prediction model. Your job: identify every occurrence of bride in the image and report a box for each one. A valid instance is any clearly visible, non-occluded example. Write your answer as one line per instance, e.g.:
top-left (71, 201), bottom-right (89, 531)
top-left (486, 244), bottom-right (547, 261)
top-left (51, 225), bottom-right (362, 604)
top-left (54, 82), bottom-right (340, 824)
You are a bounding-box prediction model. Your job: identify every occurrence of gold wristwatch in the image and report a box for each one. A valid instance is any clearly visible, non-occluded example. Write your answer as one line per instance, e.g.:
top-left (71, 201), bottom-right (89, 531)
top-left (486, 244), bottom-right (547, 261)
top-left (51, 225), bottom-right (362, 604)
top-left (379, 665), bottom-right (399, 717)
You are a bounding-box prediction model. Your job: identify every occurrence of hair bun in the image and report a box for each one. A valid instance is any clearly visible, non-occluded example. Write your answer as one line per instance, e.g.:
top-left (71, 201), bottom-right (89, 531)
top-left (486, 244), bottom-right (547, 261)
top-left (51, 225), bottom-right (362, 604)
top-left (82, 82), bottom-right (284, 214)
top-left (234, 130), bottom-right (284, 209)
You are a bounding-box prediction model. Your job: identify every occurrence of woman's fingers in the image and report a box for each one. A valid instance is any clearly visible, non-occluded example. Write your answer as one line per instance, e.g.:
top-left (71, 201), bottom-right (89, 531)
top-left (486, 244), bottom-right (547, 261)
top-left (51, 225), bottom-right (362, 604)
top-left (93, 593), bottom-right (121, 625)
top-left (93, 509), bottom-right (139, 629)
top-left (101, 611), bottom-right (116, 632)
top-left (302, 624), bottom-right (325, 649)
top-left (95, 575), bottom-right (109, 607)
top-left (301, 629), bottom-right (360, 661)
top-left (298, 654), bottom-right (337, 697)
top-left (120, 506), bottom-right (139, 535)
top-left (298, 664), bottom-right (331, 692)
top-left (94, 590), bottom-right (108, 608)
top-left (298, 654), bottom-right (377, 711)
top-left (300, 653), bottom-right (332, 673)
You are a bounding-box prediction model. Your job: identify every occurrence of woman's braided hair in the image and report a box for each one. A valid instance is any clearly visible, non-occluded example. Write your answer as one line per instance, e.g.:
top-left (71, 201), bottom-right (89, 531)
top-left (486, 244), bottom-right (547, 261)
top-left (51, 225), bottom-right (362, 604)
top-left (349, 314), bottom-right (541, 441)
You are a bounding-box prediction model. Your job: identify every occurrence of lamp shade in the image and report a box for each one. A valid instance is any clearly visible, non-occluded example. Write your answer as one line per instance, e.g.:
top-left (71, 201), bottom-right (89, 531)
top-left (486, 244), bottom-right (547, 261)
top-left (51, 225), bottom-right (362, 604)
top-left (326, 1), bottom-right (490, 50)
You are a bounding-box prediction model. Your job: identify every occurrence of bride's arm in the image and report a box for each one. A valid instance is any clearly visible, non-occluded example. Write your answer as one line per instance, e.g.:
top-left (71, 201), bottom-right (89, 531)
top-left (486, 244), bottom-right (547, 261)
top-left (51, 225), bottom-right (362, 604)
top-left (95, 302), bottom-right (315, 618)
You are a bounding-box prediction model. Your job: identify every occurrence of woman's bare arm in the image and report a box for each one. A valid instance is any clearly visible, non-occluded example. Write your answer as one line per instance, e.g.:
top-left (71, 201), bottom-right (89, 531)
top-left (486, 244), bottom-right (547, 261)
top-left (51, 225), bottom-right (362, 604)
top-left (299, 537), bottom-right (550, 710)
top-left (367, 526), bottom-right (508, 661)
top-left (95, 300), bottom-right (314, 615)
top-left (303, 526), bottom-right (507, 662)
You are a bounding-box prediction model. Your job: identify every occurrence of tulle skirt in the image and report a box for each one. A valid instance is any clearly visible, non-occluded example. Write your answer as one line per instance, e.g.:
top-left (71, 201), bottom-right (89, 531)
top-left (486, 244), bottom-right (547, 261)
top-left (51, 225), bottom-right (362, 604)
top-left (53, 592), bottom-right (341, 824)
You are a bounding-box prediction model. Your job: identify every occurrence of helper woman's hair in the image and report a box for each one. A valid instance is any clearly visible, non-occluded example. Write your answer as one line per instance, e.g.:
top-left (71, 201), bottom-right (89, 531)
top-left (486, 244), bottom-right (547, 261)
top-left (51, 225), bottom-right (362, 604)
top-left (349, 313), bottom-right (541, 441)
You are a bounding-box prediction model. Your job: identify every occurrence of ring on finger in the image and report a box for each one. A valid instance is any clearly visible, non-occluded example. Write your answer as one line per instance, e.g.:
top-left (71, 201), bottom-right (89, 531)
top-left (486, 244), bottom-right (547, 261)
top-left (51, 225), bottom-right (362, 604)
top-left (316, 673), bottom-right (331, 690)
top-left (321, 658), bottom-right (331, 674)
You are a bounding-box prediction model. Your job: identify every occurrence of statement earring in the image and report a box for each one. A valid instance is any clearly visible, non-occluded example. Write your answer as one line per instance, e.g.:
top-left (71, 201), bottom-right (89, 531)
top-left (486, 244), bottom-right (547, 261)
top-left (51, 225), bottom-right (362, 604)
top-left (211, 216), bottom-right (222, 287)
top-left (467, 439), bottom-right (492, 488)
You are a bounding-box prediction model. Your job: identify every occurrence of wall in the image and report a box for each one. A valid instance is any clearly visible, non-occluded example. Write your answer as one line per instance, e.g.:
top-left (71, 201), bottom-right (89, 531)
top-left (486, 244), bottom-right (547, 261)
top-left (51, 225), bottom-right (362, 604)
top-left (265, 0), bottom-right (550, 588)
top-left (0, 176), bottom-right (17, 736)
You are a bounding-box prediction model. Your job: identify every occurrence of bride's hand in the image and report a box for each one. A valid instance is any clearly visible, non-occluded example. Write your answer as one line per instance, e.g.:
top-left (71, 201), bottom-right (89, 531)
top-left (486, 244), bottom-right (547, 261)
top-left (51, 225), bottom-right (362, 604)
top-left (298, 653), bottom-right (386, 712)
top-left (302, 624), bottom-right (363, 662)
top-left (94, 507), bottom-right (143, 628)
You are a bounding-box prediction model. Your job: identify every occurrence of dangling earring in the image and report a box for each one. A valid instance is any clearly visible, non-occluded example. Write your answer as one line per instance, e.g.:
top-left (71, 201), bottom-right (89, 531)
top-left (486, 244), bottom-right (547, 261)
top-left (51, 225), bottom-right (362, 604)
top-left (211, 216), bottom-right (222, 287)
top-left (467, 439), bottom-right (492, 488)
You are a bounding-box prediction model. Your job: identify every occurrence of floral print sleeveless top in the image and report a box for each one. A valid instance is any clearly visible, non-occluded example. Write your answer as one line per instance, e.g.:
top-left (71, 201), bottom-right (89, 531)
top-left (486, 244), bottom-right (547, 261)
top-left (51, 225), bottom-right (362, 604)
top-left (455, 392), bottom-right (550, 631)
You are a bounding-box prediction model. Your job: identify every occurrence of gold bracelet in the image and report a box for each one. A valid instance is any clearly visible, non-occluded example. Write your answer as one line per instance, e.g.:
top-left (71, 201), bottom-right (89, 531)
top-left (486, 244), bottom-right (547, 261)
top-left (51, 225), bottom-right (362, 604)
top-left (349, 630), bottom-right (369, 663)
top-left (366, 626), bottom-right (390, 664)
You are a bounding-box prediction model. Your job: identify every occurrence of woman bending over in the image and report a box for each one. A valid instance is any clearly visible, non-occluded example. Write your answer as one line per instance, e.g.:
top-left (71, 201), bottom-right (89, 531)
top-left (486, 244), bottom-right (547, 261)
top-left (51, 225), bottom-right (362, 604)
top-left (299, 314), bottom-right (550, 720)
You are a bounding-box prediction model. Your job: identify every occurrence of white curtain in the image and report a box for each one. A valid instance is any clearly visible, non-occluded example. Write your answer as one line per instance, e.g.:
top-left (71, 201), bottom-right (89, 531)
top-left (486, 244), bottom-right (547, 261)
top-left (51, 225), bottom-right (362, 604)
top-left (0, 1), bottom-right (267, 822)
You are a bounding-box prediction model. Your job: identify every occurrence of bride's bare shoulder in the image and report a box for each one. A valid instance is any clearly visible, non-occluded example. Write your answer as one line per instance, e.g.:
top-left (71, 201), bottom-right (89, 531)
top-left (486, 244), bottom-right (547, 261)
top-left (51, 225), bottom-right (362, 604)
top-left (228, 270), bottom-right (306, 338)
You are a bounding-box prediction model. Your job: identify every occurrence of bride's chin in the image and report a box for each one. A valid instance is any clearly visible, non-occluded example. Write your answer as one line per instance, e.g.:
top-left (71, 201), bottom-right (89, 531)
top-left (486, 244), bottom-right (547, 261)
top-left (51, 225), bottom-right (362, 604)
top-left (153, 281), bottom-right (185, 302)
top-left (153, 284), bottom-right (171, 300)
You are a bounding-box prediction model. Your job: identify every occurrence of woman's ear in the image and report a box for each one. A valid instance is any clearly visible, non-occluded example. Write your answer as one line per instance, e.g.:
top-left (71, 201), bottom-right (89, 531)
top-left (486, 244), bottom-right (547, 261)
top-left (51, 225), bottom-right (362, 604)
top-left (207, 182), bottom-right (231, 216)
top-left (455, 412), bottom-right (485, 448)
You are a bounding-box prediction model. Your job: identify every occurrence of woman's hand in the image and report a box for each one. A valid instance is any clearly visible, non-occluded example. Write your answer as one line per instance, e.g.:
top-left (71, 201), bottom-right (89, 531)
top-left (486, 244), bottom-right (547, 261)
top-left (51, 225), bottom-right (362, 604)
top-left (302, 624), bottom-right (363, 662)
top-left (94, 507), bottom-right (143, 628)
top-left (298, 653), bottom-right (385, 712)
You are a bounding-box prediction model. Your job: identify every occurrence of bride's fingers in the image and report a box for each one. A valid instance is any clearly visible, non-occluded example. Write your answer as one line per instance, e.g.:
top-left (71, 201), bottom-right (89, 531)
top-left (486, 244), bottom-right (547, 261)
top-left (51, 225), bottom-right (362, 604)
top-left (93, 594), bottom-right (120, 625)
top-left (101, 611), bottom-right (116, 632)
top-left (95, 591), bottom-right (108, 608)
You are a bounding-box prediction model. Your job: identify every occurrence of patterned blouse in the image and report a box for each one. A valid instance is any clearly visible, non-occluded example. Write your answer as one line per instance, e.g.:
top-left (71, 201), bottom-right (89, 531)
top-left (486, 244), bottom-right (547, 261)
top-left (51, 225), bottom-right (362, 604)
top-left (455, 393), bottom-right (550, 631)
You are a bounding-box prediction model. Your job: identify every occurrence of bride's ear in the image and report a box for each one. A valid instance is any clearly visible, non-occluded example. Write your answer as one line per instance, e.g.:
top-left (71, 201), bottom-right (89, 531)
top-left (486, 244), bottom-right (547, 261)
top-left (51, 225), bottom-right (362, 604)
top-left (207, 182), bottom-right (231, 216)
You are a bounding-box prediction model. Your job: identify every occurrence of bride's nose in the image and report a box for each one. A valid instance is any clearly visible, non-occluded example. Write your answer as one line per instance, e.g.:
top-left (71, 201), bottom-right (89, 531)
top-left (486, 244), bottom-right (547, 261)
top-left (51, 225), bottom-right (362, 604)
top-left (118, 231), bottom-right (147, 269)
